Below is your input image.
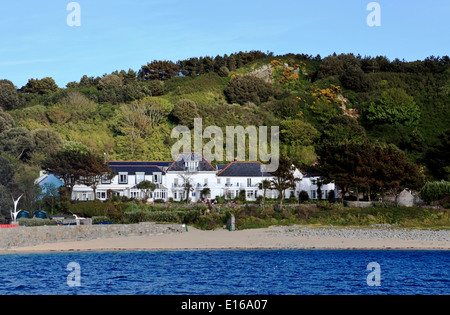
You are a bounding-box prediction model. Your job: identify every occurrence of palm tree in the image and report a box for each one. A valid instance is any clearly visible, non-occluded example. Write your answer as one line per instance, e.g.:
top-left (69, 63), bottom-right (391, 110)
top-left (201, 187), bottom-right (211, 201)
top-left (258, 179), bottom-right (271, 208)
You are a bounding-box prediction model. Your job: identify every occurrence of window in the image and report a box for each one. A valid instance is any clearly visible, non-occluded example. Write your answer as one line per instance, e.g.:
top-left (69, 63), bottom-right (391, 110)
top-left (311, 190), bottom-right (316, 199)
top-left (96, 191), bottom-right (106, 199)
top-left (217, 178), bottom-right (221, 184)
top-left (119, 173), bottom-right (128, 184)
top-left (204, 178), bottom-right (208, 186)
top-left (247, 178), bottom-right (252, 187)
top-left (136, 172), bottom-right (145, 184)
top-left (226, 178), bottom-right (231, 186)
top-left (101, 175), bottom-right (111, 184)
top-left (185, 161), bottom-right (199, 172)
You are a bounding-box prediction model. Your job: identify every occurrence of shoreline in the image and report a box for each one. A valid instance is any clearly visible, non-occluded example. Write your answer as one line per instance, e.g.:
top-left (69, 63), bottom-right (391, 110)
top-left (2, 225), bottom-right (449, 254)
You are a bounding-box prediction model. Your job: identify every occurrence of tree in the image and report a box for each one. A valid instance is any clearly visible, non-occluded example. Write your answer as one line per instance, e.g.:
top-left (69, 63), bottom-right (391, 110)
top-left (136, 180), bottom-right (157, 203)
top-left (78, 153), bottom-right (115, 200)
top-left (22, 77), bottom-right (58, 95)
top-left (258, 179), bottom-right (271, 208)
top-left (200, 187), bottom-right (211, 200)
top-left (43, 146), bottom-right (111, 200)
top-left (420, 180), bottom-right (450, 204)
top-left (364, 88), bottom-right (420, 127)
top-left (280, 119), bottom-right (320, 146)
top-left (316, 139), bottom-right (423, 201)
top-left (224, 75), bottom-right (275, 105)
top-left (425, 129), bottom-right (450, 181)
top-left (0, 80), bottom-right (20, 110)
top-left (31, 128), bottom-right (64, 155)
top-left (178, 173), bottom-right (194, 203)
top-left (0, 110), bottom-right (14, 133)
top-left (0, 127), bottom-right (35, 161)
top-left (320, 115), bottom-right (366, 145)
top-left (0, 155), bottom-right (15, 186)
top-left (270, 155), bottom-right (297, 207)
top-left (120, 98), bottom-right (171, 157)
top-left (172, 99), bottom-right (200, 128)
top-left (98, 74), bottom-right (124, 90)
top-left (339, 65), bottom-right (372, 92)
top-left (0, 185), bottom-right (13, 222)
top-left (138, 60), bottom-right (179, 81)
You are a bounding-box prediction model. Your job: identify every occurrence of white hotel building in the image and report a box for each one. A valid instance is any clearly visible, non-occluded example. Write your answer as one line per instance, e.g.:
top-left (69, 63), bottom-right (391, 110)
top-left (70, 153), bottom-right (335, 203)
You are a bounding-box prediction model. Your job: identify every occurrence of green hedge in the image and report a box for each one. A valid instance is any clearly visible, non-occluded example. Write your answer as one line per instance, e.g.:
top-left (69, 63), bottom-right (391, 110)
top-left (123, 210), bottom-right (201, 224)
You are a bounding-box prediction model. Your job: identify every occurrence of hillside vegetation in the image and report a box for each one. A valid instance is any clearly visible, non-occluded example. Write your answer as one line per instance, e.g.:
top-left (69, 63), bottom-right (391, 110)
top-left (0, 51), bottom-right (449, 220)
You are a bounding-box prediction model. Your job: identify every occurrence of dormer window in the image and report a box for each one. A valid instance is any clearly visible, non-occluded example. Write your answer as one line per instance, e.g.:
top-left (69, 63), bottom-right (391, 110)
top-left (136, 172), bottom-right (145, 184)
top-left (119, 172), bottom-right (128, 184)
top-left (185, 161), bottom-right (199, 172)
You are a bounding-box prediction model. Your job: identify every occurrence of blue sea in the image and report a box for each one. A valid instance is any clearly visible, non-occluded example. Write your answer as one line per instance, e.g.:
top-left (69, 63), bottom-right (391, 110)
top-left (0, 250), bottom-right (448, 295)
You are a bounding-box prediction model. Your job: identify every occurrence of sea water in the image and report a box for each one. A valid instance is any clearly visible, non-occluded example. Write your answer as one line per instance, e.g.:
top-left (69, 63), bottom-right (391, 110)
top-left (0, 250), bottom-right (448, 295)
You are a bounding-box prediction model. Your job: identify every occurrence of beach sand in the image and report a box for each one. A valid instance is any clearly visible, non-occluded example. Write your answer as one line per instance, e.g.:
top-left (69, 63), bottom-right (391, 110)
top-left (5, 225), bottom-right (449, 253)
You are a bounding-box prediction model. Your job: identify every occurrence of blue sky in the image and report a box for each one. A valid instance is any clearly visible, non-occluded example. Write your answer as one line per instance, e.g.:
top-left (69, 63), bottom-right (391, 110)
top-left (1, 0), bottom-right (449, 88)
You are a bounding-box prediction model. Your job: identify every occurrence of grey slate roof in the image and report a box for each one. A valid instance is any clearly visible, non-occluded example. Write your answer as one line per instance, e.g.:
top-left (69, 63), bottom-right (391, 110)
top-left (167, 153), bottom-right (216, 172)
top-left (108, 162), bottom-right (166, 175)
top-left (217, 162), bottom-right (272, 177)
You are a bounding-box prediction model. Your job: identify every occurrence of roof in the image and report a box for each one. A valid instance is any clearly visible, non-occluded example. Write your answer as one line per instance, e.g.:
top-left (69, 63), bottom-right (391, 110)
top-left (167, 152), bottom-right (216, 172)
top-left (216, 164), bottom-right (228, 171)
top-left (217, 161), bottom-right (272, 177)
top-left (109, 161), bottom-right (172, 168)
top-left (108, 163), bottom-right (166, 175)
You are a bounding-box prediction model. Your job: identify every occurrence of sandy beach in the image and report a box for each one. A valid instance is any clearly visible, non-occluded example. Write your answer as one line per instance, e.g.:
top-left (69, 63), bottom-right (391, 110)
top-left (5, 225), bottom-right (449, 253)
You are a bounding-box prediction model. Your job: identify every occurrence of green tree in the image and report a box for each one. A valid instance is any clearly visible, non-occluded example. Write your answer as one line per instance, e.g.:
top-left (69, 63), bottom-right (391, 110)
top-left (339, 65), bottom-right (372, 92)
top-left (0, 155), bottom-right (15, 186)
top-left (270, 155), bottom-right (297, 207)
top-left (425, 129), bottom-right (450, 181)
top-left (224, 76), bottom-right (275, 105)
top-left (31, 128), bottom-right (64, 155)
top-left (0, 128), bottom-right (35, 160)
top-left (136, 180), bottom-right (157, 202)
top-left (138, 60), bottom-right (179, 81)
top-left (364, 88), bottom-right (420, 127)
top-left (98, 74), bottom-right (124, 90)
top-left (22, 77), bottom-right (58, 95)
top-left (0, 110), bottom-right (14, 133)
top-left (280, 119), bottom-right (320, 146)
top-left (320, 115), bottom-right (366, 145)
top-left (258, 179), bottom-right (271, 208)
top-left (172, 99), bottom-right (200, 128)
top-left (43, 144), bottom-right (90, 199)
top-left (420, 180), bottom-right (450, 204)
top-left (0, 80), bottom-right (20, 110)
top-left (78, 153), bottom-right (115, 200)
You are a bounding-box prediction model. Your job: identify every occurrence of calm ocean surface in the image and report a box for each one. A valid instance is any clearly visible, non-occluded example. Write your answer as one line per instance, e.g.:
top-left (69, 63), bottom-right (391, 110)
top-left (0, 250), bottom-right (448, 295)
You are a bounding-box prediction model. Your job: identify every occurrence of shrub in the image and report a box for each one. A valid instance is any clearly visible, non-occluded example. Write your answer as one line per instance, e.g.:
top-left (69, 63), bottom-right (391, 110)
top-left (18, 218), bottom-right (57, 226)
top-left (420, 180), bottom-right (450, 203)
top-left (224, 75), bottom-right (275, 105)
top-left (196, 213), bottom-right (226, 230)
top-left (299, 190), bottom-right (309, 203)
top-left (0, 80), bottom-right (20, 110)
